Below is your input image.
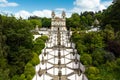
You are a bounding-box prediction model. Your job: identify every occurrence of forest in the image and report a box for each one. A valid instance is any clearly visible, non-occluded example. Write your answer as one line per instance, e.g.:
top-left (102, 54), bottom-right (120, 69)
top-left (0, 15), bottom-right (48, 79)
top-left (71, 1), bottom-right (120, 80)
top-left (0, 0), bottom-right (120, 80)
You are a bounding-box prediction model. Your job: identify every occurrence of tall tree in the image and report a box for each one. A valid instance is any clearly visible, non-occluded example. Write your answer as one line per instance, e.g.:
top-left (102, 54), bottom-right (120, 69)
top-left (41, 17), bottom-right (51, 28)
top-left (101, 3), bottom-right (120, 32)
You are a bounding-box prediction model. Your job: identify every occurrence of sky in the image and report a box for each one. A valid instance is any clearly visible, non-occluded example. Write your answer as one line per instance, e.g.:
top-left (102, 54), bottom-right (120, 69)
top-left (0, 0), bottom-right (113, 19)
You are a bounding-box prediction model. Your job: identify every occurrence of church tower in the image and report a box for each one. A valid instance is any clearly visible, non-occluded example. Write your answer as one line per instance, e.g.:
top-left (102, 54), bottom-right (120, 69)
top-left (51, 11), bottom-right (55, 19)
top-left (62, 11), bottom-right (66, 19)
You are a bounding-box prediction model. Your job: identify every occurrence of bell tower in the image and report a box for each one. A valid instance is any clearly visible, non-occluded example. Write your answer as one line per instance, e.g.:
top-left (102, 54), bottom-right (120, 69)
top-left (62, 11), bottom-right (66, 19)
top-left (51, 11), bottom-right (55, 19)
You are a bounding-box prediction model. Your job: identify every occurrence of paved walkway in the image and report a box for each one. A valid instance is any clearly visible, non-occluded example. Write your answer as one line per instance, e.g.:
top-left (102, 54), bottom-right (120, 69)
top-left (32, 30), bottom-right (87, 80)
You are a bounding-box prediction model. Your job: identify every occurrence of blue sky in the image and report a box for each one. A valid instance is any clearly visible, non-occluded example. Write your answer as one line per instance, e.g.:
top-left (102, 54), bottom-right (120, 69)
top-left (0, 0), bottom-right (74, 12)
top-left (0, 0), bottom-right (113, 18)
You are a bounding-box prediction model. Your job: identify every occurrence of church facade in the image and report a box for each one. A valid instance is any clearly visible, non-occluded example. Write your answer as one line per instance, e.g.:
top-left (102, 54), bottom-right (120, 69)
top-left (51, 11), bottom-right (67, 31)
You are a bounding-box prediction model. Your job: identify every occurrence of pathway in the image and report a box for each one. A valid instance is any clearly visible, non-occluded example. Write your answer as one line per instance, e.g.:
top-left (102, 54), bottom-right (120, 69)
top-left (32, 29), bottom-right (88, 80)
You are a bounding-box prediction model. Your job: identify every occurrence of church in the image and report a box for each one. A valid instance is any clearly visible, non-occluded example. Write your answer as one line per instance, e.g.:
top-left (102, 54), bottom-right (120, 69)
top-left (51, 11), bottom-right (67, 31)
top-left (33, 11), bottom-right (68, 39)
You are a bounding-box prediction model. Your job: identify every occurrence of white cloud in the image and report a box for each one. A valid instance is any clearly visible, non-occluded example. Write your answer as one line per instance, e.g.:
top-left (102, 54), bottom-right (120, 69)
top-left (15, 10), bottom-right (31, 19)
top-left (0, 0), bottom-right (18, 7)
top-left (65, 12), bottom-right (71, 18)
top-left (0, 10), bottom-right (12, 15)
top-left (0, 0), bottom-right (7, 3)
top-left (54, 8), bottom-right (72, 18)
top-left (14, 9), bottom-right (72, 19)
top-left (102, 1), bottom-right (113, 7)
top-left (55, 8), bottom-right (66, 11)
top-left (72, 0), bottom-right (112, 13)
top-left (32, 10), bottom-right (51, 18)
top-left (74, 0), bottom-right (100, 9)
top-left (14, 10), bottom-right (52, 19)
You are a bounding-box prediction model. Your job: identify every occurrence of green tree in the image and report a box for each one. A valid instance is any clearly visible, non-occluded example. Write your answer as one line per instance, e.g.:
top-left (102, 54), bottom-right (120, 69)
top-left (83, 32), bottom-right (104, 53)
top-left (30, 52), bottom-right (40, 66)
top-left (94, 11), bottom-right (102, 21)
top-left (24, 63), bottom-right (35, 79)
top-left (39, 35), bottom-right (48, 42)
top-left (80, 16), bottom-right (88, 29)
top-left (80, 53), bottom-right (92, 65)
top-left (92, 49), bottom-right (106, 66)
top-left (101, 3), bottom-right (120, 32)
top-left (103, 24), bottom-right (115, 42)
top-left (0, 15), bottom-right (34, 79)
top-left (115, 31), bottom-right (120, 40)
top-left (76, 42), bottom-right (87, 54)
top-left (11, 75), bottom-right (20, 80)
top-left (0, 69), bottom-right (10, 80)
top-left (19, 74), bottom-right (26, 80)
top-left (33, 37), bottom-right (45, 55)
top-left (71, 13), bottom-right (81, 28)
top-left (86, 66), bottom-right (100, 80)
top-left (41, 17), bottom-right (51, 28)
top-left (116, 58), bottom-right (120, 72)
top-left (29, 19), bottom-right (42, 28)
